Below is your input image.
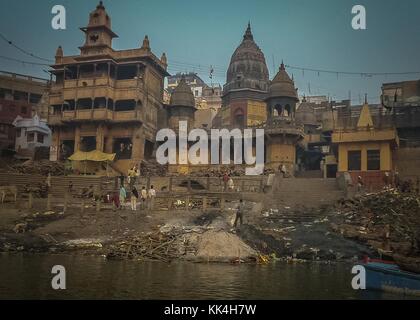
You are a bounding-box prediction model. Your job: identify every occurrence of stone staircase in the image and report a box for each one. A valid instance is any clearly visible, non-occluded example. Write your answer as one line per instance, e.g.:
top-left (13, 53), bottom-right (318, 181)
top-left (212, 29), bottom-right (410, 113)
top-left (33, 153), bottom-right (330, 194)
top-left (265, 177), bottom-right (344, 209)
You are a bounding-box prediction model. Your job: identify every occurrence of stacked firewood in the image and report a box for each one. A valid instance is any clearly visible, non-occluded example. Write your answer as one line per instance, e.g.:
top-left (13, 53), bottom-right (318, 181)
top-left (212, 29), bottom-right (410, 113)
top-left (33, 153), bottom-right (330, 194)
top-left (9, 160), bottom-right (65, 176)
top-left (106, 231), bottom-right (195, 262)
top-left (140, 160), bottom-right (167, 177)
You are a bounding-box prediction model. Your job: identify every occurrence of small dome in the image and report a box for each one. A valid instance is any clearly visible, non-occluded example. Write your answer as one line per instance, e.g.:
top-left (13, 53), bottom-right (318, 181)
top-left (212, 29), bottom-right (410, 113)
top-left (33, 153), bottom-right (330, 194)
top-left (170, 77), bottom-right (195, 108)
top-left (268, 63), bottom-right (298, 100)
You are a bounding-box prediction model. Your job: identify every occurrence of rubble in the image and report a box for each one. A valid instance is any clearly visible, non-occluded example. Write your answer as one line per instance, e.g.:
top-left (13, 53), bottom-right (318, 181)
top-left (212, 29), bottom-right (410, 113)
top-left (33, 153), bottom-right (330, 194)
top-left (331, 189), bottom-right (420, 267)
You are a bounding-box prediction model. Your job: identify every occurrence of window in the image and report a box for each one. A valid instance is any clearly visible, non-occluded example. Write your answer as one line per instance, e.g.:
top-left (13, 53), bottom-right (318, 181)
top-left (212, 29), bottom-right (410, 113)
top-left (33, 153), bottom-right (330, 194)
top-left (348, 150), bottom-right (361, 171)
top-left (27, 133), bottom-right (34, 142)
top-left (113, 137), bottom-right (132, 159)
top-left (16, 128), bottom-right (21, 138)
top-left (367, 150), bottom-right (380, 170)
top-left (37, 134), bottom-right (44, 143)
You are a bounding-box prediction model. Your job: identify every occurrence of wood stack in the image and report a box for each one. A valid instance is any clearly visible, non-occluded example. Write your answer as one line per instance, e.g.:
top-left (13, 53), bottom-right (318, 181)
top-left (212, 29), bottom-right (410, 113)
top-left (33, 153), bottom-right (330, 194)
top-left (106, 231), bottom-right (194, 262)
top-left (9, 160), bottom-right (65, 176)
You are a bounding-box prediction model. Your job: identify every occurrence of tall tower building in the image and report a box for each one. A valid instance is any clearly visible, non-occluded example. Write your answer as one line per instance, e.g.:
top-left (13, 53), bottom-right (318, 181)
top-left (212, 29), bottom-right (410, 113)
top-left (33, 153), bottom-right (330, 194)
top-left (48, 1), bottom-right (169, 174)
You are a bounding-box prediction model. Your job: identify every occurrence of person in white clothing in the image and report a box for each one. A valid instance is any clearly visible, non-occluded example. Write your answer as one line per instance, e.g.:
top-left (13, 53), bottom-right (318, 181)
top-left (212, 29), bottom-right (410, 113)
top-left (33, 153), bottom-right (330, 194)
top-left (148, 185), bottom-right (156, 210)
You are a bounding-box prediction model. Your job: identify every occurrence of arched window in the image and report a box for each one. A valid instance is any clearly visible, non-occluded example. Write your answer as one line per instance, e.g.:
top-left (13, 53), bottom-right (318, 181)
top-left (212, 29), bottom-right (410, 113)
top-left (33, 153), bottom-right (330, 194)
top-left (274, 104), bottom-right (282, 117)
top-left (284, 104), bottom-right (291, 117)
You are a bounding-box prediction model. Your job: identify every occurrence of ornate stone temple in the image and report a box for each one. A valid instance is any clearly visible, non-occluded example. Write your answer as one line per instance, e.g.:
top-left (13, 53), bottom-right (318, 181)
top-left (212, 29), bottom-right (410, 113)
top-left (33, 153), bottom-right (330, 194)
top-left (48, 1), bottom-right (169, 174)
top-left (264, 63), bottom-right (304, 172)
top-left (218, 23), bottom-right (269, 129)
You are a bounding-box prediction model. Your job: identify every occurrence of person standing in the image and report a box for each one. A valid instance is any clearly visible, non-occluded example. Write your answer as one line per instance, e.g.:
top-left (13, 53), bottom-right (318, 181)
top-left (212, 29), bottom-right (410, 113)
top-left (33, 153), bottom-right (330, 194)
top-left (140, 186), bottom-right (147, 210)
top-left (119, 185), bottom-right (126, 210)
top-left (45, 172), bottom-right (51, 193)
top-left (227, 177), bottom-right (234, 192)
top-left (234, 199), bottom-right (246, 228)
top-left (148, 185), bottom-right (156, 210)
top-left (131, 186), bottom-right (139, 211)
top-left (223, 172), bottom-right (229, 191)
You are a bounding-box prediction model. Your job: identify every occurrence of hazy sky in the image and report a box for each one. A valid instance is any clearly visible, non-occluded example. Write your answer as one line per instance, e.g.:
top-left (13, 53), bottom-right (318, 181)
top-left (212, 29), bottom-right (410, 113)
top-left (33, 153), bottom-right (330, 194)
top-left (1, 0), bottom-right (419, 104)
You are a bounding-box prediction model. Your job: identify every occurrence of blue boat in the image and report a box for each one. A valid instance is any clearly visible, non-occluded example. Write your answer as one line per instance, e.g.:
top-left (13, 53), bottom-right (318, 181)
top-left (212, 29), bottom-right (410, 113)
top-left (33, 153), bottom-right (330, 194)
top-left (361, 259), bottom-right (420, 296)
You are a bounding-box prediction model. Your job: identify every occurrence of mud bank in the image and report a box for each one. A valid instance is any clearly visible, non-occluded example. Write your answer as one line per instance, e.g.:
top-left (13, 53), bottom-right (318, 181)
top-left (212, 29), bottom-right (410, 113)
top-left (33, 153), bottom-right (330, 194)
top-left (0, 197), bottom-right (379, 264)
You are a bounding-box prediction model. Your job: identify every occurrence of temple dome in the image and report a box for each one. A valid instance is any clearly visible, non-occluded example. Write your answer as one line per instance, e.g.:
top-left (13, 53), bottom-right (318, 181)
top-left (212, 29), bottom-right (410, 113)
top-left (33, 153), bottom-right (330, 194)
top-left (268, 62), bottom-right (298, 100)
top-left (170, 77), bottom-right (195, 108)
top-left (224, 23), bottom-right (269, 93)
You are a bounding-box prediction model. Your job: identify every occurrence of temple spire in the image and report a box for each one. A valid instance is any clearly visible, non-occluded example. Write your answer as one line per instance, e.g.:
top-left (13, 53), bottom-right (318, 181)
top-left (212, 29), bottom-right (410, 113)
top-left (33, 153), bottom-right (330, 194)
top-left (243, 22), bottom-right (253, 41)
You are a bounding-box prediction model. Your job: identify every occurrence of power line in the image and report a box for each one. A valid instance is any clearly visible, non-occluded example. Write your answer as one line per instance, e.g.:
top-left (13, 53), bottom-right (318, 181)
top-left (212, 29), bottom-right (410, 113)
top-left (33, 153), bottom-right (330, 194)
top-left (0, 55), bottom-right (50, 66)
top-left (285, 64), bottom-right (420, 77)
top-left (0, 32), bottom-right (53, 63)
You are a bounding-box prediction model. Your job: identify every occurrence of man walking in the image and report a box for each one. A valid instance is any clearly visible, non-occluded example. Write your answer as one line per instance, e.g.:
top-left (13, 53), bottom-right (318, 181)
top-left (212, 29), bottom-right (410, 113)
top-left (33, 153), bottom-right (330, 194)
top-left (234, 199), bottom-right (246, 228)
top-left (148, 185), bottom-right (156, 210)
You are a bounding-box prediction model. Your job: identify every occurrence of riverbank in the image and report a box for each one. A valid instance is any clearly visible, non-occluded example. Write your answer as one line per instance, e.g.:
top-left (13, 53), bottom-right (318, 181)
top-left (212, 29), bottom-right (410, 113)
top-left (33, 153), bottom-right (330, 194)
top-left (2, 189), bottom-right (419, 266)
top-left (0, 195), bottom-right (378, 263)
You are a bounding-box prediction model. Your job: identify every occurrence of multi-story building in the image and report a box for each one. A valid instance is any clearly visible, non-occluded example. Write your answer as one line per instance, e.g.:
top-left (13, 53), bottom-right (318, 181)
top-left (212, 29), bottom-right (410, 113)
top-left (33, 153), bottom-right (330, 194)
top-left (48, 1), bottom-right (169, 173)
top-left (13, 114), bottom-right (51, 159)
top-left (0, 71), bottom-right (50, 151)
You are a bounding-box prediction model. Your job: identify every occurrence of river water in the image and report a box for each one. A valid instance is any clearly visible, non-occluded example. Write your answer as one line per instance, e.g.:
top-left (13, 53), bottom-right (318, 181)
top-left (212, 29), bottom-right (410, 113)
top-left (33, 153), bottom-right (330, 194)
top-left (0, 253), bottom-right (408, 299)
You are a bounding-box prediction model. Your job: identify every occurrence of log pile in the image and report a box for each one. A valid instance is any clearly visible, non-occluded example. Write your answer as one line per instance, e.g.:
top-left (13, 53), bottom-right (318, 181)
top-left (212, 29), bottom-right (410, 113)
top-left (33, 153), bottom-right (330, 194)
top-left (140, 160), bottom-right (167, 177)
top-left (9, 160), bottom-right (65, 176)
top-left (332, 189), bottom-right (420, 263)
top-left (106, 231), bottom-right (195, 262)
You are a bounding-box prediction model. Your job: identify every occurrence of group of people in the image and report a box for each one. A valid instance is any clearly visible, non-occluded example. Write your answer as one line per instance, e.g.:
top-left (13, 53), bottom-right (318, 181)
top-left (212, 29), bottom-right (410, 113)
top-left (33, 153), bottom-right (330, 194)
top-left (116, 184), bottom-right (156, 211)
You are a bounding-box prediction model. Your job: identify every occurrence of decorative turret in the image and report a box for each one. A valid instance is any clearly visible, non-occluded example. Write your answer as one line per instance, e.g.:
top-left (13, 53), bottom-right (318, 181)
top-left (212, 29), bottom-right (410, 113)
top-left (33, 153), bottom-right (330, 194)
top-left (168, 76), bottom-right (196, 131)
top-left (141, 35), bottom-right (150, 51)
top-left (266, 62), bottom-right (299, 120)
top-left (55, 46), bottom-right (63, 64)
top-left (160, 52), bottom-right (167, 66)
top-left (79, 1), bottom-right (118, 54)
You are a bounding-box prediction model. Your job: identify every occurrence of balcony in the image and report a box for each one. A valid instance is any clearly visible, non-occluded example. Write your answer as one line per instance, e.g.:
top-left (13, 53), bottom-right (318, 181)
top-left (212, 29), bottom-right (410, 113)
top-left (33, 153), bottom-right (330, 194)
top-left (49, 109), bottom-right (143, 125)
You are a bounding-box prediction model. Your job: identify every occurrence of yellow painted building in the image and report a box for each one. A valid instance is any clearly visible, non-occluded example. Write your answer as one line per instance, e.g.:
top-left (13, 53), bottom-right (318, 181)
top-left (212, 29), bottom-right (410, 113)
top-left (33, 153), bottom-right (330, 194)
top-left (332, 102), bottom-right (399, 187)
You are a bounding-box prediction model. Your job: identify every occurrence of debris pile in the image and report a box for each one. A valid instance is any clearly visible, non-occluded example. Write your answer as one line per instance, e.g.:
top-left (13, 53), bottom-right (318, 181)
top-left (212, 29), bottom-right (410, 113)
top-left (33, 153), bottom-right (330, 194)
top-left (9, 160), bottom-right (64, 176)
top-left (106, 215), bottom-right (258, 263)
top-left (331, 189), bottom-right (420, 259)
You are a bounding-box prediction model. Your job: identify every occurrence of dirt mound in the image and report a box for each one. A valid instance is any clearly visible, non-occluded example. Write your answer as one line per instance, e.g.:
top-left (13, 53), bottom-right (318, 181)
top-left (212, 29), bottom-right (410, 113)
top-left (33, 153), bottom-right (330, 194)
top-left (187, 230), bottom-right (257, 262)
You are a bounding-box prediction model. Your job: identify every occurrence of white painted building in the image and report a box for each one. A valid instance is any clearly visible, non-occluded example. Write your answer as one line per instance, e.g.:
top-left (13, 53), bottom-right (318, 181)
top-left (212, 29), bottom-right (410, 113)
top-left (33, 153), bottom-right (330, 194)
top-left (13, 114), bottom-right (51, 156)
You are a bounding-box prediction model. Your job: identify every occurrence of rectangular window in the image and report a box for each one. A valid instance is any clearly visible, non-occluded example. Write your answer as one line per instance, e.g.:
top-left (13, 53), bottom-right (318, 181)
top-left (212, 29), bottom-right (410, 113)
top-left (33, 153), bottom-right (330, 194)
top-left (16, 128), bottom-right (21, 138)
top-left (367, 150), bottom-right (380, 170)
top-left (27, 133), bottom-right (34, 142)
top-left (37, 134), bottom-right (44, 143)
top-left (113, 137), bottom-right (132, 160)
top-left (348, 150), bottom-right (361, 171)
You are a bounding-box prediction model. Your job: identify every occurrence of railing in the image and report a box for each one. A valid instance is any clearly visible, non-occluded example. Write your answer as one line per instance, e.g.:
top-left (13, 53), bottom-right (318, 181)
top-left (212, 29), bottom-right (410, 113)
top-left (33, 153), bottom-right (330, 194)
top-left (49, 109), bottom-right (142, 124)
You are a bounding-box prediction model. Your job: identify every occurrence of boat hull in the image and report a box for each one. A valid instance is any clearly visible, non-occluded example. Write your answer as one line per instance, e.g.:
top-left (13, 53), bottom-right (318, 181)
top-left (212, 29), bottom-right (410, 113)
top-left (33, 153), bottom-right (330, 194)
top-left (362, 262), bottom-right (420, 296)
